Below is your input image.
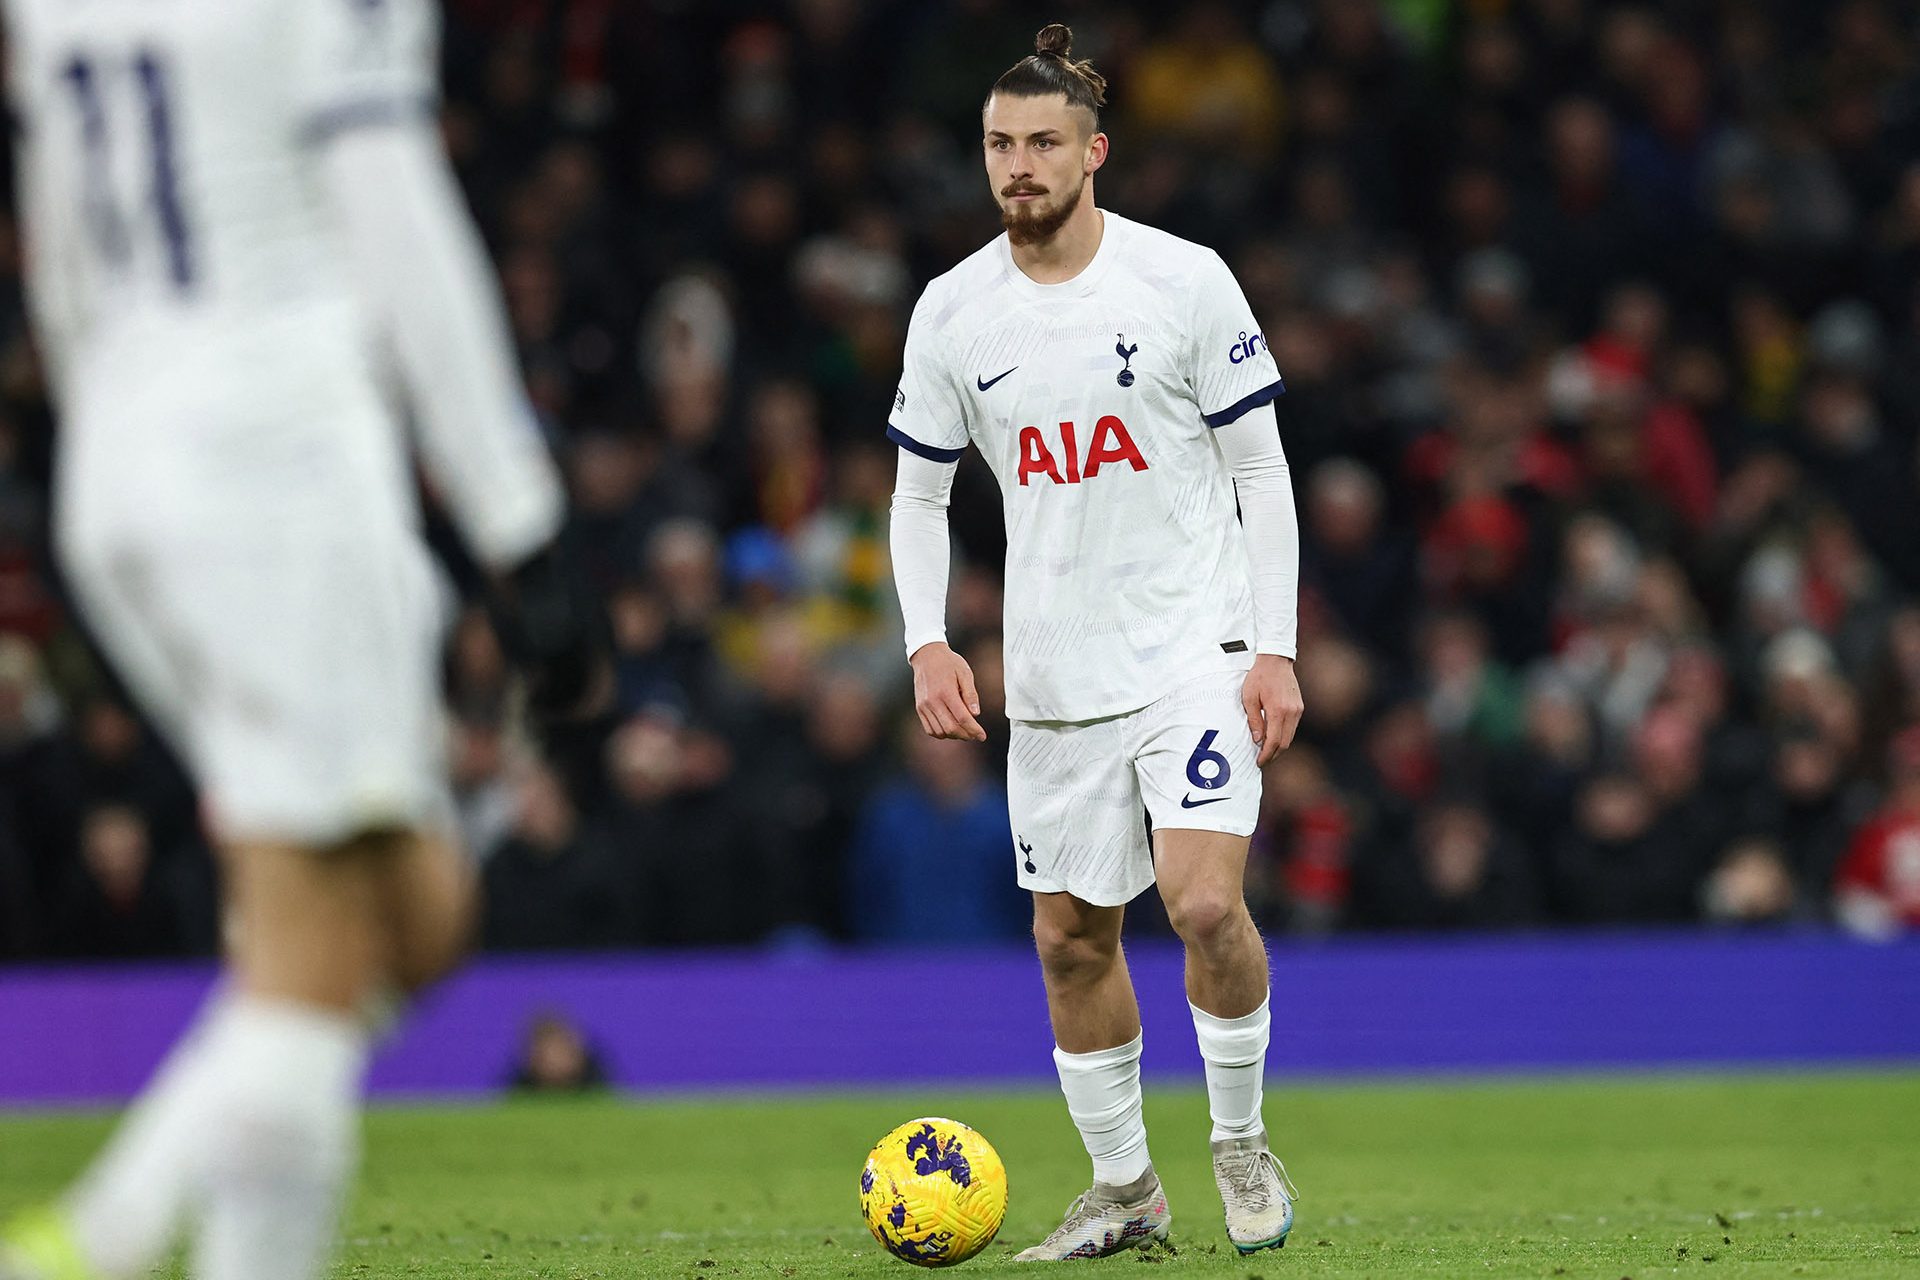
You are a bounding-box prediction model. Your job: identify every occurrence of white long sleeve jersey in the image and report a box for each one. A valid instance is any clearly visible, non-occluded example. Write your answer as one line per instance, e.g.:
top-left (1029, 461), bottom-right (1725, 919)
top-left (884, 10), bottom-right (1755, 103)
top-left (5, 0), bottom-right (561, 567)
top-left (888, 212), bottom-right (1294, 722)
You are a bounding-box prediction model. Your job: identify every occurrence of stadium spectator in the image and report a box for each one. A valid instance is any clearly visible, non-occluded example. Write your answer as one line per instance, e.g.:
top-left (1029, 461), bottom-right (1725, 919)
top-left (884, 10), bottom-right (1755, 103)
top-left (448, 606), bottom-right (513, 721)
top-left (1703, 837), bottom-right (1800, 925)
top-left (1299, 459), bottom-right (1416, 660)
top-left (844, 719), bottom-right (1023, 944)
top-left (506, 1012), bottom-right (610, 1093)
top-left (1549, 772), bottom-right (1699, 924)
top-left (1418, 610), bottom-right (1524, 755)
top-left (48, 804), bottom-right (210, 959)
top-left (1351, 798), bottom-right (1541, 931)
top-left (1517, 97), bottom-right (1647, 331)
top-left (1834, 728), bottom-right (1920, 937)
top-left (1247, 746), bottom-right (1353, 935)
top-left (0, 636), bottom-right (56, 945)
top-left (1125, 3), bottom-right (1284, 159)
top-left (1488, 673), bottom-right (1595, 860)
top-left (1657, 644), bottom-right (1767, 802)
top-left (767, 670), bottom-right (890, 938)
top-left (1741, 724), bottom-right (1873, 896)
top-left (1865, 607), bottom-right (1920, 753)
top-left (451, 708), bottom-right (518, 866)
top-left (1290, 633), bottom-right (1376, 796)
top-left (483, 763), bottom-right (627, 951)
top-left (603, 710), bottom-right (781, 946)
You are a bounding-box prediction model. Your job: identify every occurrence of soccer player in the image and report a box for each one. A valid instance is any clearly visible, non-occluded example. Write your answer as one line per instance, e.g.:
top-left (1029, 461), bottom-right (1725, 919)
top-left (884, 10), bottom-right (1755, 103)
top-left (888, 25), bottom-right (1304, 1259)
top-left (0, 1), bottom-right (596, 1278)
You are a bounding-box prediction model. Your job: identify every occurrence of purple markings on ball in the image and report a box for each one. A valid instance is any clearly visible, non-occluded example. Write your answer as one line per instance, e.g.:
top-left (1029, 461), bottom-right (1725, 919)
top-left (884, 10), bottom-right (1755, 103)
top-left (888, 1202), bottom-right (907, 1229)
top-left (889, 1230), bottom-right (955, 1263)
top-left (904, 1124), bottom-right (973, 1188)
top-left (860, 1168), bottom-right (875, 1194)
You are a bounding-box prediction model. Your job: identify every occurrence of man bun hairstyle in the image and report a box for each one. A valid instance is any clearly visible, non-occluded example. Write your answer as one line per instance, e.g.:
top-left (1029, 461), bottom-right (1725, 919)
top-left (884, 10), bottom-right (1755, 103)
top-left (987, 23), bottom-right (1109, 126)
top-left (1034, 23), bottom-right (1077, 60)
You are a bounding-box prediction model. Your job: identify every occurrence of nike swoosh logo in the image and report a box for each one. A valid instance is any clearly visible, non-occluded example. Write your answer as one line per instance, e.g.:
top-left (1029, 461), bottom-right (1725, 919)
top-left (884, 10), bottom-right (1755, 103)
top-left (976, 367), bottom-right (1017, 392)
top-left (1180, 794), bottom-right (1232, 808)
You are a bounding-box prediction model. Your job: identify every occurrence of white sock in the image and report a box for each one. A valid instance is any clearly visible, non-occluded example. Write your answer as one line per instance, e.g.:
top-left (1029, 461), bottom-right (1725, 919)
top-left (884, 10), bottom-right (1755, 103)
top-left (1052, 1032), bottom-right (1152, 1186)
top-left (1191, 993), bottom-right (1270, 1143)
top-left (64, 999), bottom-right (231, 1278)
top-left (193, 997), bottom-right (369, 1280)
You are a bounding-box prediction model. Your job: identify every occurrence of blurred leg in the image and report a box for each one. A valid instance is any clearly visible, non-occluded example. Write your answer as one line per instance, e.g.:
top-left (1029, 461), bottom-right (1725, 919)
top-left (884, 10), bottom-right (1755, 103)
top-left (59, 1016), bottom-right (226, 1277)
top-left (50, 838), bottom-right (391, 1280)
top-left (222, 841), bottom-right (387, 1011)
top-left (192, 841), bottom-right (382, 1280)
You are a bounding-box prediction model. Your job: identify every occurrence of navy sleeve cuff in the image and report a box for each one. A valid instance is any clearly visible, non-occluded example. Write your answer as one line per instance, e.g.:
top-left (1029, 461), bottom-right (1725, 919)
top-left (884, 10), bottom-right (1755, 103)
top-left (299, 95), bottom-right (435, 146)
top-left (1202, 378), bottom-right (1287, 428)
top-left (887, 424), bottom-right (966, 463)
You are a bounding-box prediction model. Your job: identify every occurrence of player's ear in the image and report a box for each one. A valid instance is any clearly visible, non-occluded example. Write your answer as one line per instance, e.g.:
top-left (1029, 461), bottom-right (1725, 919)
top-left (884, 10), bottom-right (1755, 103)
top-left (1086, 131), bottom-right (1108, 175)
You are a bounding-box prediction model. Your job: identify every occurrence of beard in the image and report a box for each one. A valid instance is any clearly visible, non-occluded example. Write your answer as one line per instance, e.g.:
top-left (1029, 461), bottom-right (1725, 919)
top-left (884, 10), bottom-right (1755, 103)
top-left (1000, 174), bottom-right (1086, 246)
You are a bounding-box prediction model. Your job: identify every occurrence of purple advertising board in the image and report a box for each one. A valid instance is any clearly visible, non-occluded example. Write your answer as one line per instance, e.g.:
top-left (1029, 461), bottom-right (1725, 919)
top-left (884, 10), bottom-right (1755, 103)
top-left (1, 931), bottom-right (1916, 1105)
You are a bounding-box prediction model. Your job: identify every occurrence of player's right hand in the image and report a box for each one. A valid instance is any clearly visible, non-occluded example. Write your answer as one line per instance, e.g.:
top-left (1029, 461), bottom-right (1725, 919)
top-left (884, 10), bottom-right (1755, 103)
top-left (910, 642), bottom-right (988, 742)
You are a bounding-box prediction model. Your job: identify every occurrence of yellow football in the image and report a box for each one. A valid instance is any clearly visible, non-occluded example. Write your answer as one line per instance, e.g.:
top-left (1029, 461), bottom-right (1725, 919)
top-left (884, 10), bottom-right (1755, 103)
top-left (858, 1117), bottom-right (1009, 1267)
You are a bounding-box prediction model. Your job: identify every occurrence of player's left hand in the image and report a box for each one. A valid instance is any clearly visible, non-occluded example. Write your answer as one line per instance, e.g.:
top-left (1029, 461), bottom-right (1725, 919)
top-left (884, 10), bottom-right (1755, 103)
top-left (1242, 654), bottom-right (1304, 767)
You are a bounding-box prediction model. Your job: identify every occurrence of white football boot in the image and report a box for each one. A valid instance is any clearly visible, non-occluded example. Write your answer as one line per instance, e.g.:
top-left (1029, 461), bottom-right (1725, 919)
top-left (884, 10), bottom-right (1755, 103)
top-left (1013, 1164), bottom-right (1171, 1261)
top-left (1211, 1130), bottom-right (1297, 1253)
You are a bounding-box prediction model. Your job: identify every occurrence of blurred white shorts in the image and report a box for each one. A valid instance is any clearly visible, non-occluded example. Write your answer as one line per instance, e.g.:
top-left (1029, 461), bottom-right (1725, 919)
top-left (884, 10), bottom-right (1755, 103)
top-left (59, 517), bottom-right (454, 846)
top-left (1008, 667), bottom-right (1261, 908)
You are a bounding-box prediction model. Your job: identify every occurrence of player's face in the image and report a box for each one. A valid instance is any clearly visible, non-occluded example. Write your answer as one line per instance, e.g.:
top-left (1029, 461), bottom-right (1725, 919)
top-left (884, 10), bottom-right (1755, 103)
top-left (983, 93), bottom-right (1105, 246)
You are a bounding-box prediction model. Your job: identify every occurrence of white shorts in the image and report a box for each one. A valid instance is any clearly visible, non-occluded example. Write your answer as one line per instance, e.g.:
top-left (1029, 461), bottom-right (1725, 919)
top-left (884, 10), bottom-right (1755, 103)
top-left (1008, 668), bottom-right (1262, 907)
top-left (59, 517), bottom-right (454, 846)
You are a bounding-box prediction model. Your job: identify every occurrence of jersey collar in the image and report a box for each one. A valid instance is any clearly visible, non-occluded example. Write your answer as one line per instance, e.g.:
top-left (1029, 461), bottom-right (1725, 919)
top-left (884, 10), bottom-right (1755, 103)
top-left (999, 210), bottom-right (1125, 301)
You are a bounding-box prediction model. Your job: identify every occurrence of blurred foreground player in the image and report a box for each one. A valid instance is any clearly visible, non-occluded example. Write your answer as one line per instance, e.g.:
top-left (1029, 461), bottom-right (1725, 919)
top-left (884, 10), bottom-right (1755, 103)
top-left (0, 1), bottom-right (595, 1277)
top-left (888, 24), bottom-right (1304, 1260)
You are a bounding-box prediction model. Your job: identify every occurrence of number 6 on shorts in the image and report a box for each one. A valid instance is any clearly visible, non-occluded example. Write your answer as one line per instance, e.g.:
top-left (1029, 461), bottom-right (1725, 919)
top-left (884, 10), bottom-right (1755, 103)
top-left (1186, 729), bottom-right (1231, 792)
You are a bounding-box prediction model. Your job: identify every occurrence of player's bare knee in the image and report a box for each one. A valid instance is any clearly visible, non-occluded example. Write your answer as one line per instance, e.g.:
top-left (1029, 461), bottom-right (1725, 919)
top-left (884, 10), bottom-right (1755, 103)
top-left (1032, 914), bottom-right (1119, 983)
top-left (1165, 886), bottom-right (1248, 954)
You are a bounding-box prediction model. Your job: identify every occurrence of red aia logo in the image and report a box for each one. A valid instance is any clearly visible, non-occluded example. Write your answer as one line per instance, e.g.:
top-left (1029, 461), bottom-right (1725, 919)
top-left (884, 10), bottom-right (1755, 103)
top-left (1016, 417), bottom-right (1149, 486)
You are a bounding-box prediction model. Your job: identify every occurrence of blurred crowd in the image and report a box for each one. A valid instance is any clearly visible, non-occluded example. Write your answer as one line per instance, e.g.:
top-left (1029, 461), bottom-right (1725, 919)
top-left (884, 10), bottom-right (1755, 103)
top-left (3, 0), bottom-right (1920, 962)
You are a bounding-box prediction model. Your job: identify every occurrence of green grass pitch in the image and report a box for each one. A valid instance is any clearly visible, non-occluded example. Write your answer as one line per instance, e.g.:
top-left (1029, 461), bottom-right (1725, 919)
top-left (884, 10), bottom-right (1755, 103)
top-left (3, 1072), bottom-right (1918, 1278)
